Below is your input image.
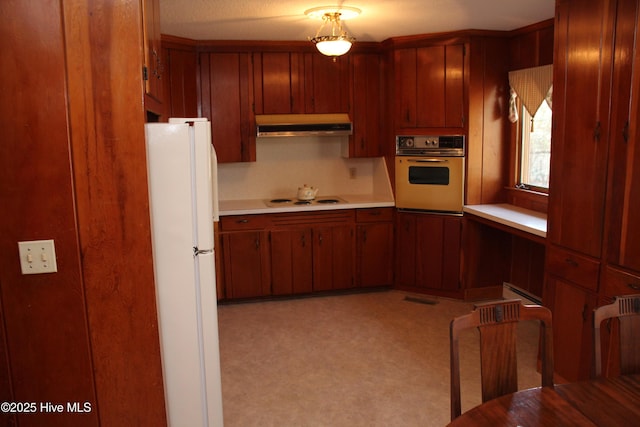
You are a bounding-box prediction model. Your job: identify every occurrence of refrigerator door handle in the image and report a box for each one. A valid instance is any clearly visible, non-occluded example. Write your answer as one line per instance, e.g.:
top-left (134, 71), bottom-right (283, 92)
top-left (193, 247), bottom-right (213, 256)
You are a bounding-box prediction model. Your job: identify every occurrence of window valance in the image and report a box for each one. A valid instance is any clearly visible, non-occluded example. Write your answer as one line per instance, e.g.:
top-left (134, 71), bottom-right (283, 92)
top-left (508, 64), bottom-right (553, 122)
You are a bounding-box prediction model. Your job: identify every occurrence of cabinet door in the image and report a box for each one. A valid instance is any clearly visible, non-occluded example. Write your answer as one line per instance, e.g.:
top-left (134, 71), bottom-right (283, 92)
top-left (164, 47), bottom-right (198, 118)
top-left (395, 44), bottom-right (465, 130)
top-left (606, 0), bottom-right (640, 272)
top-left (357, 222), bottom-right (393, 287)
top-left (200, 52), bottom-right (254, 162)
top-left (416, 45), bottom-right (446, 127)
top-left (548, 0), bottom-right (615, 257)
top-left (444, 44), bottom-right (465, 128)
top-left (415, 214), bottom-right (462, 291)
top-left (142, 0), bottom-right (163, 107)
top-left (271, 228), bottom-right (313, 295)
top-left (253, 52), bottom-right (304, 114)
top-left (395, 48), bottom-right (418, 128)
top-left (304, 53), bottom-right (350, 113)
top-left (313, 224), bottom-right (355, 291)
top-left (350, 53), bottom-right (382, 157)
top-left (395, 212), bottom-right (461, 292)
top-left (221, 231), bottom-right (270, 299)
top-left (395, 212), bottom-right (417, 288)
top-left (546, 276), bottom-right (598, 381)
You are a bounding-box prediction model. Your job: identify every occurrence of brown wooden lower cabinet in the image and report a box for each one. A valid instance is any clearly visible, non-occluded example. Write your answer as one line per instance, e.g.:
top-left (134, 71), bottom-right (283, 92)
top-left (357, 221), bottom-right (394, 287)
top-left (313, 224), bottom-right (356, 291)
top-left (395, 211), bottom-right (462, 296)
top-left (221, 230), bottom-right (271, 299)
top-left (545, 273), bottom-right (599, 382)
top-left (218, 208), bottom-right (393, 300)
top-left (270, 228), bottom-right (313, 295)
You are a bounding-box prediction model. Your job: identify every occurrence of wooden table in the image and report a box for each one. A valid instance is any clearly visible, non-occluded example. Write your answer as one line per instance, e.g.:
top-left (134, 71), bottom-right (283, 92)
top-left (447, 375), bottom-right (640, 426)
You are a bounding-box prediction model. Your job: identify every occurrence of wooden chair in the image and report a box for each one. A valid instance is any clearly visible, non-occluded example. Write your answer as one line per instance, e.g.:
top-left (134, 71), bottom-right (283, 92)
top-left (593, 294), bottom-right (640, 377)
top-left (449, 299), bottom-right (554, 421)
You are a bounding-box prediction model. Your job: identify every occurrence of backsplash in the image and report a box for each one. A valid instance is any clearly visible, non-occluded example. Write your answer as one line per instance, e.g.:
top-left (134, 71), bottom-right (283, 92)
top-left (217, 136), bottom-right (390, 200)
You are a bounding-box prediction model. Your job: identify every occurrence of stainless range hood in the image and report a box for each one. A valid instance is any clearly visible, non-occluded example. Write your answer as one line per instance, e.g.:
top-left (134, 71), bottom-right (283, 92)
top-left (256, 113), bottom-right (352, 137)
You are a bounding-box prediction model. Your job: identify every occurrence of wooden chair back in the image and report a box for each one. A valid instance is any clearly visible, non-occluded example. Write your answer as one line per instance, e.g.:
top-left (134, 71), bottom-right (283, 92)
top-left (593, 294), bottom-right (640, 377)
top-left (449, 299), bottom-right (554, 420)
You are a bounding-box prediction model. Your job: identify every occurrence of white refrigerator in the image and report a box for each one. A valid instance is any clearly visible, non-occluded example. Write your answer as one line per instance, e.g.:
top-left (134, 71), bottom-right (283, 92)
top-left (145, 118), bottom-right (223, 427)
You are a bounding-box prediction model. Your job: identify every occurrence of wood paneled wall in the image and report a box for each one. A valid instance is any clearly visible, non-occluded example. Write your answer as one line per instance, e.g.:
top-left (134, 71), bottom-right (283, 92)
top-left (0, 1), bottom-right (166, 425)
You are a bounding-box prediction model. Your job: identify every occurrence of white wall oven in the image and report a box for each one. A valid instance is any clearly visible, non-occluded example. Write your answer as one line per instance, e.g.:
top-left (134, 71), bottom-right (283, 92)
top-left (395, 135), bottom-right (465, 214)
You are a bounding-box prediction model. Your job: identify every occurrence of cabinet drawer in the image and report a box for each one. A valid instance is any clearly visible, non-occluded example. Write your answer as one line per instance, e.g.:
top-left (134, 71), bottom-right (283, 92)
top-left (356, 208), bottom-right (393, 223)
top-left (220, 214), bottom-right (269, 231)
top-left (603, 266), bottom-right (640, 298)
top-left (546, 245), bottom-right (600, 291)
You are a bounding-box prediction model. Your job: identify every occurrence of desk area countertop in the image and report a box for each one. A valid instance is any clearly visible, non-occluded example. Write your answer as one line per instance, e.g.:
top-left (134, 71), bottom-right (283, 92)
top-left (463, 203), bottom-right (547, 238)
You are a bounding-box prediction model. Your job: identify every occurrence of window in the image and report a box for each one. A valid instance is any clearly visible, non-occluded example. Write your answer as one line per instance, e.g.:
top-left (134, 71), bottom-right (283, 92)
top-left (508, 64), bottom-right (553, 193)
top-left (519, 100), bottom-right (552, 190)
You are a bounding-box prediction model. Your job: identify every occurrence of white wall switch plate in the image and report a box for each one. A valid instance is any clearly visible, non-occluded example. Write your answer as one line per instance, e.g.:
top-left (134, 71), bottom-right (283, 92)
top-left (18, 240), bottom-right (58, 274)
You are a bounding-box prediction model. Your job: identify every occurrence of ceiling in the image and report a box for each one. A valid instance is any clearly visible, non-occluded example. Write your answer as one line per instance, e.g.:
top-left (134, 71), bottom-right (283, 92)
top-left (159, 0), bottom-right (555, 43)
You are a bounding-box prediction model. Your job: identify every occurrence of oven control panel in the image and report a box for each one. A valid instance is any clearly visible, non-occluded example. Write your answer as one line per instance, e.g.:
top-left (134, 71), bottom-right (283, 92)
top-left (396, 135), bottom-right (465, 156)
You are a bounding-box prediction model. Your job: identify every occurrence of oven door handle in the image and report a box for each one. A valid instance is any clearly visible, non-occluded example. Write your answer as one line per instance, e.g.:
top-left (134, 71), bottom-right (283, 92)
top-left (408, 158), bottom-right (449, 163)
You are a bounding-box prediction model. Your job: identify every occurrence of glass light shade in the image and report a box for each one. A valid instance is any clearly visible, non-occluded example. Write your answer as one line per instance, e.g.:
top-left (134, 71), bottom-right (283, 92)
top-left (313, 37), bottom-right (353, 57)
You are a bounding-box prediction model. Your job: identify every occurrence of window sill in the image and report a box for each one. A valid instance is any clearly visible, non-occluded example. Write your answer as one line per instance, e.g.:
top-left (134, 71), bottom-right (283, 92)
top-left (504, 187), bottom-right (548, 214)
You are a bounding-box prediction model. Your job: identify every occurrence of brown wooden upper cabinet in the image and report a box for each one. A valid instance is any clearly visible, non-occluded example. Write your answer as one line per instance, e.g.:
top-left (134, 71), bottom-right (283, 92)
top-left (253, 51), bottom-right (350, 115)
top-left (163, 47), bottom-right (198, 118)
top-left (349, 52), bottom-right (384, 157)
top-left (394, 44), bottom-right (465, 130)
top-left (604, 0), bottom-right (640, 274)
top-left (199, 52), bottom-right (254, 163)
top-left (304, 53), bottom-right (350, 113)
top-left (142, 0), bottom-right (163, 114)
top-left (547, 0), bottom-right (613, 259)
top-left (253, 52), bottom-right (304, 114)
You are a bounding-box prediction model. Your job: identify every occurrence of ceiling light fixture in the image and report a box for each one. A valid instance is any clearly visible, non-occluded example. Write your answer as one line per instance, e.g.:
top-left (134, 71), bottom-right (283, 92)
top-left (305, 6), bottom-right (361, 60)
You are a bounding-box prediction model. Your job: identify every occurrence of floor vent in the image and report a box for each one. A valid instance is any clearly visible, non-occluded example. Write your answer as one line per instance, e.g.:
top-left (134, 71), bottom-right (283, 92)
top-left (404, 296), bottom-right (439, 305)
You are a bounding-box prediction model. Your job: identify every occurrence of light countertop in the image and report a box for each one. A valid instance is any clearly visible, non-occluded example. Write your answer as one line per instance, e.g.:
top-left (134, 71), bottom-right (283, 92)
top-left (463, 203), bottom-right (547, 238)
top-left (219, 194), bottom-right (395, 216)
